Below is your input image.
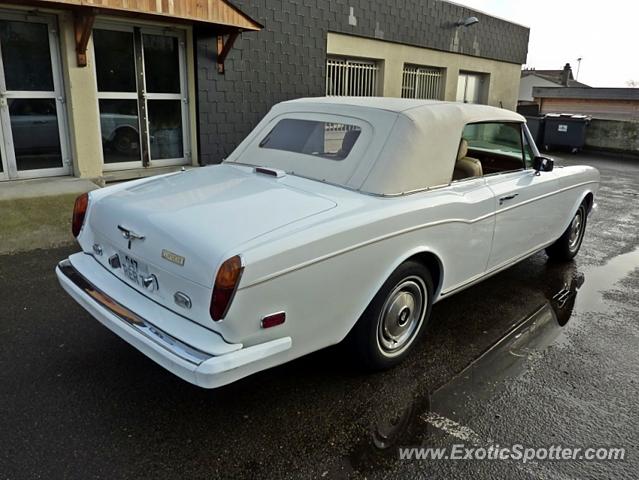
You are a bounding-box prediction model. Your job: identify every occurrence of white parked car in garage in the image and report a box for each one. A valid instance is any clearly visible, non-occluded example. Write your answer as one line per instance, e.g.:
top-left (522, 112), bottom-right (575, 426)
top-left (56, 97), bottom-right (599, 389)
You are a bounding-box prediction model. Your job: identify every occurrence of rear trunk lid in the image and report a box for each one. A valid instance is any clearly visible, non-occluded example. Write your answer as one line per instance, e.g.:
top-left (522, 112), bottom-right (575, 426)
top-left (86, 165), bottom-right (336, 324)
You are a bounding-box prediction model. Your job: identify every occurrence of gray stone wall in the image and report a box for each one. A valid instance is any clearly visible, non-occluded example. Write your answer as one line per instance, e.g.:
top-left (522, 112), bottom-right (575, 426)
top-left (195, 0), bottom-right (530, 164)
top-left (585, 119), bottom-right (639, 154)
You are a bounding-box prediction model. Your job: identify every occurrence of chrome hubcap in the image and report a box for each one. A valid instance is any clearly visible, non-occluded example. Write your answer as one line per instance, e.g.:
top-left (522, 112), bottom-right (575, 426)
top-left (568, 211), bottom-right (583, 251)
top-left (377, 277), bottom-right (426, 357)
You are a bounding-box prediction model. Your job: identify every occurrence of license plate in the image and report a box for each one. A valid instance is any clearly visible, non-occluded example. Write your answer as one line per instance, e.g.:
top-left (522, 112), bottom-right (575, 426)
top-left (121, 253), bottom-right (148, 286)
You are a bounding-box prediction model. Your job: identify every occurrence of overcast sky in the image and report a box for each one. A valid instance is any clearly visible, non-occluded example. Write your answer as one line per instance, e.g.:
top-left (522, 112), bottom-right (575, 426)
top-left (453, 0), bottom-right (639, 87)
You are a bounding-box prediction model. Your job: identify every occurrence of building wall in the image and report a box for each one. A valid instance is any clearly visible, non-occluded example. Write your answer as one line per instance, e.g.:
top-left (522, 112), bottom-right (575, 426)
top-left (57, 11), bottom-right (103, 179)
top-left (195, 0), bottom-right (529, 164)
top-left (585, 119), bottom-right (639, 154)
top-left (327, 33), bottom-right (522, 109)
top-left (519, 74), bottom-right (559, 102)
top-left (539, 98), bottom-right (639, 121)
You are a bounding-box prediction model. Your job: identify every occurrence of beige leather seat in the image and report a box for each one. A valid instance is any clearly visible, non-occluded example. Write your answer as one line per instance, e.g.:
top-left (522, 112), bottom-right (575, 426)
top-left (453, 139), bottom-right (483, 181)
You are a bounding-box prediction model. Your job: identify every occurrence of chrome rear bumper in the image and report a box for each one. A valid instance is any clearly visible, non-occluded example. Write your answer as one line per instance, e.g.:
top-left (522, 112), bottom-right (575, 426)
top-left (56, 255), bottom-right (292, 388)
top-left (58, 259), bottom-right (211, 365)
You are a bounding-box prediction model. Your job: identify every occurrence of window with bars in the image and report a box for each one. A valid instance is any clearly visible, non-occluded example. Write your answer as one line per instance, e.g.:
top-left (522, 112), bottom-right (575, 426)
top-left (401, 65), bottom-right (444, 100)
top-left (326, 57), bottom-right (379, 96)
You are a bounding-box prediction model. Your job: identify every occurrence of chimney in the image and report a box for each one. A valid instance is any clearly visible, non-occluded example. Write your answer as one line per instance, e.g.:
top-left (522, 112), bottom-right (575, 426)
top-left (560, 63), bottom-right (572, 86)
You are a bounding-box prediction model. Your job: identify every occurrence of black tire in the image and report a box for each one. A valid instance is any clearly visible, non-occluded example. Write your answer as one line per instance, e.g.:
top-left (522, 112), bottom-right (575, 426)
top-left (113, 129), bottom-right (140, 155)
top-left (349, 261), bottom-right (434, 370)
top-left (546, 203), bottom-right (588, 262)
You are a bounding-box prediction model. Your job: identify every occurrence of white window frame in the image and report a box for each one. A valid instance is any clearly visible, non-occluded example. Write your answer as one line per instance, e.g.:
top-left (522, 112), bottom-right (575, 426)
top-left (0, 10), bottom-right (71, 181)
top-left (93, 20), bottom-right (191, 172)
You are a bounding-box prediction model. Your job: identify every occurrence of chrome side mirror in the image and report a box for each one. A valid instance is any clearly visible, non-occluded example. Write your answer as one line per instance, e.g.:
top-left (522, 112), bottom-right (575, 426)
top-left (533, 156), bottom-right (554, 174)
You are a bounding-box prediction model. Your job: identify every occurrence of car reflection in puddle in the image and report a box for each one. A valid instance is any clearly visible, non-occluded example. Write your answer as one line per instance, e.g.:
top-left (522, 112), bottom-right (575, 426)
top-left (348, 263), bottom-right (586, 474)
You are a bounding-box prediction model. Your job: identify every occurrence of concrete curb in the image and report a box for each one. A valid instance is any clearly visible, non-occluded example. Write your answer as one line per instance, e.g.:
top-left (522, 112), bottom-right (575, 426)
top-left (0, 177), bottom-right (99, 201)
top-left (0, 177), bottom-right (99, 255)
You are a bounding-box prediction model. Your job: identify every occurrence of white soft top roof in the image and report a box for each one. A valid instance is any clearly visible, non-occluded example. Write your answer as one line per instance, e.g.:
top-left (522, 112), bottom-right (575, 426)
top-left (225, 97), bottom-right (525, 195)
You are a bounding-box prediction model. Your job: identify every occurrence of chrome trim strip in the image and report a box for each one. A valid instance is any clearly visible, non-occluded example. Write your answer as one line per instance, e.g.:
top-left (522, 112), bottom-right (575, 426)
top-left (493, 180), bottom-right (599, 216)
top-left (87, 252), bottom-right (228, 338)
top-left (241, 181), bottom-right (598, 289)
top-left (439, 240), bottom-right (555, 296)
top-left (227, 161), bottom-right (451, 197)
top-left (58, 259), bottom-right (213, 365)
top-left (241, 213), bottom-right (496, 289)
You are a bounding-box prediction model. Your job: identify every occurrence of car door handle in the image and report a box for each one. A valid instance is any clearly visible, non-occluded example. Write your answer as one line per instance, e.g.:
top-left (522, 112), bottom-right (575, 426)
top-left (499, 193), bottom-right (519, 205)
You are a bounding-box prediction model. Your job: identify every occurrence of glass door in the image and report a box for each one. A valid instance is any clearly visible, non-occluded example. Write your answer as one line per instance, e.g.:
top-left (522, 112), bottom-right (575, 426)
top-left (94, 23), bottom-right (190, 171)
top-left (456, 72), bottom-right (487, 104)
top-left (0, 12), bottom-right (70, 180)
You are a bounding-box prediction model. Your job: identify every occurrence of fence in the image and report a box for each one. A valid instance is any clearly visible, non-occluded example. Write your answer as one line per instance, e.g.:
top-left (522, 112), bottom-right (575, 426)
top-left (401, 65), bottom-right (444, 100)
top-left (326, 57), bottom-right (379, 97)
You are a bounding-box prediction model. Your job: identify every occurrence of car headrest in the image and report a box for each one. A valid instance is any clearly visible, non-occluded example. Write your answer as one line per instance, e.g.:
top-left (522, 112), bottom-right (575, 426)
top-left (340, 129), bottom-right (361, 154)
top-left (457, 139), bottom-right (468, 161)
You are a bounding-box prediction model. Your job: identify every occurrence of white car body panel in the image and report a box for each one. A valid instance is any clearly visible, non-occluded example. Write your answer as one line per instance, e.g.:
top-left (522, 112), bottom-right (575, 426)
top-left (57, 98), bottom-right (600, 388)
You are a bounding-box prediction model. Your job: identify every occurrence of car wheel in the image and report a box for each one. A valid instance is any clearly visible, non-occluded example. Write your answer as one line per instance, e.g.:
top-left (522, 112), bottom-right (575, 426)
top-left (113, 129), bottom-right (139, 155)
top-left (350, 261), bottom-right (434, 370)
top-left (546, 203), bottom-right (588, 262)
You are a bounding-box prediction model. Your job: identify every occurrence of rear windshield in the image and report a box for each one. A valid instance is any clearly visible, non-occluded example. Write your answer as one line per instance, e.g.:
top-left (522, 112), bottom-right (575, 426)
top-left (259, 119), bottom-right (361, 160)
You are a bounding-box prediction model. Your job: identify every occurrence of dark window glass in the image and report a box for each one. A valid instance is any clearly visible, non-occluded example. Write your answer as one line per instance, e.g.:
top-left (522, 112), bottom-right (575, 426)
top-left (259, 119), bottom-right (361, 160)
top-left (148, 100), bottom-right (183, 160)
top-left (94, 29), bottom-right (136, 92)
top-left (143, 34), bottom-right (180, 94)
top-left (9, 99), bottom-right (62, 170)
top-left (0, 20), bottom-right (54, 91)
top-left (99, 99), bottom-right (141, 164)
top-left (461, 122), bottom-right (525, 175)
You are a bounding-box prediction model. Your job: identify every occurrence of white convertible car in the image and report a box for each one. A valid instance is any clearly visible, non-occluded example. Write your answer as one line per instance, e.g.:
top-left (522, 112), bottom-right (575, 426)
top-left (57, 97), bottom-right (599, 388)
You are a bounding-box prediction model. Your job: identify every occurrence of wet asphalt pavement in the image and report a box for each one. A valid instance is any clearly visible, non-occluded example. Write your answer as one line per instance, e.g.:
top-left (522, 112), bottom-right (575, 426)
top-left (1, 153), bottom-right (638, 479)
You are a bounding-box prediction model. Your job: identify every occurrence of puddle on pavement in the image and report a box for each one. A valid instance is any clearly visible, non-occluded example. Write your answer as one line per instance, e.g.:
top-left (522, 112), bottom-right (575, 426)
top-left (347, 247), bottom-right (639, 475)
top-left (572, 248), bottom-right (639, 313)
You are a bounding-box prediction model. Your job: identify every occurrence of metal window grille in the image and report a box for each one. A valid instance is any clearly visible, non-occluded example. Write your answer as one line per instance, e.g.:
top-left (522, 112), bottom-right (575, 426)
top-left (401, 65), bottom-right (444, 100)
top-left (326, 57), bottom-right (379, 97)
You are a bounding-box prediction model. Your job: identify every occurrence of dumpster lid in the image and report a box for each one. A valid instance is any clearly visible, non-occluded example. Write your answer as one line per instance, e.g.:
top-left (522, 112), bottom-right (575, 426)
top-left (544, 113), bottom-right (591, 120)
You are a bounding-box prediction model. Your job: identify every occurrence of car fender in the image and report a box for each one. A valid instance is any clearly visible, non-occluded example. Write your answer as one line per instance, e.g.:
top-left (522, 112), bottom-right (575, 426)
top-left (557, 188), bottom-right (596, 235)
top-left (344, 245), bottom-right (445, 337)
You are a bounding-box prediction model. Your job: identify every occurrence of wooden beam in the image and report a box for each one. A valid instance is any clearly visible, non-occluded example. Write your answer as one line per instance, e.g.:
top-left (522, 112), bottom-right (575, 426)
top-left (31, 0), bottom-right (262, 31)
top-left (74, 8), bottom-right (95, 67)
top-left (216, 31), bottom-right (239, 74)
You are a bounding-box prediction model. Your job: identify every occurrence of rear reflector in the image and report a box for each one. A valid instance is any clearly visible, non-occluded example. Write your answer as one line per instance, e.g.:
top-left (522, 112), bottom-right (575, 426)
top-left (261, 312), bottom-right (286, 329)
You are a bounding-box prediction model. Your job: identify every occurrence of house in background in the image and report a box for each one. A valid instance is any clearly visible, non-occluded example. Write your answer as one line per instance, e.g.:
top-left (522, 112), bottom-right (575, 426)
top-left (518, 63), bottom-right (590, 113)
top-left (533, 87), bottom-right (639, 121)
top-left (0, 0), bottom-right (530, 184)
top-left (532, 87), bottom-right (639, 154)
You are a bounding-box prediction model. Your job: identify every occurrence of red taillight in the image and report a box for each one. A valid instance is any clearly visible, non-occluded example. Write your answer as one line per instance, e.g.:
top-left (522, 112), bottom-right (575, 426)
top-left (72, 193), bottom-right (89, 238)
top-left (210, 255), bottom-right (244, 321)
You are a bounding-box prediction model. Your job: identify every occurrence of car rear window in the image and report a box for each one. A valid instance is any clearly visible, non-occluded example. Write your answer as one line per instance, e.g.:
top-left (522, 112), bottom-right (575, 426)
top-left (259, 118), bottom-right (362, 160)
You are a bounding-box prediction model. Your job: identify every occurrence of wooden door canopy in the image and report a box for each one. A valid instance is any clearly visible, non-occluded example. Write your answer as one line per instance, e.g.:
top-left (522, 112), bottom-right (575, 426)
top-left (16, 0), bottom-right (262, 67)
top-left (32, 0), bottom-right (261, 30)
top-left (216, 31), bottom-right (238, 74)
top-left (74, 9), bottom-right (95, 67)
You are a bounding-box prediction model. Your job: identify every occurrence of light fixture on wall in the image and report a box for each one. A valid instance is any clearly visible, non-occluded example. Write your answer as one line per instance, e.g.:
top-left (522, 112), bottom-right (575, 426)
top-left (457, 16), bottom-right (479, 27)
